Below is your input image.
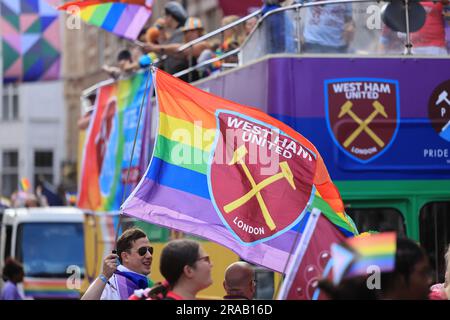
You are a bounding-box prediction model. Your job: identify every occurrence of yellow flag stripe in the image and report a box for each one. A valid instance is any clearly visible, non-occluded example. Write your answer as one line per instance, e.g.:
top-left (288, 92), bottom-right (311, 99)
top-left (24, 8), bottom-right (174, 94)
top-left (159, 112), bottom-right (216, 152)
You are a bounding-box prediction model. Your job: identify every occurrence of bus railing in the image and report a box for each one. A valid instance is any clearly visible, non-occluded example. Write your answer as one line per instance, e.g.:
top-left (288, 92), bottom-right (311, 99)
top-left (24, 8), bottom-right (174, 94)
top-left (81, 0), bottom-right (450, 106)
top-left (172, 0), bottom-right (450, 76)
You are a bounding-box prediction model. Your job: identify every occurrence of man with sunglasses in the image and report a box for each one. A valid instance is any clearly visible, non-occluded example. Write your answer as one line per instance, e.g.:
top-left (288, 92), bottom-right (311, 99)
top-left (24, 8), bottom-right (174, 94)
top-left (223, 261), bottom-right (256, 300)
top-left (82, 228), bottom-right (154, 300)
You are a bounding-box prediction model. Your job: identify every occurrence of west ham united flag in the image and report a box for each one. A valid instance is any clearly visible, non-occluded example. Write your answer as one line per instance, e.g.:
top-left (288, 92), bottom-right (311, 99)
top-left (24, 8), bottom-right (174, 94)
top-left (122, 69), bottom-right (357, 272)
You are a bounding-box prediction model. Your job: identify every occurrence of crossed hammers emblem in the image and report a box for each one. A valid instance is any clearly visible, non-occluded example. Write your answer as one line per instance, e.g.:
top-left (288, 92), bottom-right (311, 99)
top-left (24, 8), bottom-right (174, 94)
top-left (223, 145), bottom-right (296, 231)
top-left (338, 100), bottom-right (388, 148)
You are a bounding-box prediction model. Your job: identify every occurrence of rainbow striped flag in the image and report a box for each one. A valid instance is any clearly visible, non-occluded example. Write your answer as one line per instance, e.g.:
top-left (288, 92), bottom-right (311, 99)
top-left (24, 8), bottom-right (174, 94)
top-left (122, 69), bottom-right (356, 272)
top-left (78, 71), bottom-right (152, 211)
top-left (344, 232), bottom-right (396, 278)
top-left (20, 178), bottom-right (31, 192)
top-left (59, 0), bottom-right (152, 40)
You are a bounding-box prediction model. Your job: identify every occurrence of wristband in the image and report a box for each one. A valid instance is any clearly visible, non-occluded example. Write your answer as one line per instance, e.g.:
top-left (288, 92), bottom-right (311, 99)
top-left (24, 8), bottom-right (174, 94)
top-left (99, 274), bottom-right (109, 284)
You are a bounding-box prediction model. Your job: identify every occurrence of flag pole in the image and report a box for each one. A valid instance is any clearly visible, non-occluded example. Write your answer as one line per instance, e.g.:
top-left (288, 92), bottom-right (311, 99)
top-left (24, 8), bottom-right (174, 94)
top-left (275, 208), bottom-right (321, 300)
top-left (114, 66), bottom-right (154, 246)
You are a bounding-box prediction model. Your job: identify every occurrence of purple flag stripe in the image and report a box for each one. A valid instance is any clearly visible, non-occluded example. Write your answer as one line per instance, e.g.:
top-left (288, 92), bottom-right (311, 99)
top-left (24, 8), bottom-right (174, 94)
top-left (115, 275), bottom-right (135, 299)
top-left (123, 195), bottom-right (294, 272)
top-left (113, 4), bottom-right (139, 37)
top-left (124, 7), bottom-right (151, 39)
top-left (132, 178), bottom-right (303, 251)
top-left (134, 178), bottom-right (222, 224)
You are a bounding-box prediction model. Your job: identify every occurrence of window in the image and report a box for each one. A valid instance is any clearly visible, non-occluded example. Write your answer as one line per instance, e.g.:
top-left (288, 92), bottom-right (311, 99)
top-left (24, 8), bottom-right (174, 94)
top-left (346, 207), bottom-right (406, 236)
top-left (16, 222), bottom-right (85, 278)
top-left (131, 220), bottom-right (170, 242)
top-left (1, 150), bottom-right (19, 197)
top-left (420, 202), bottom-right (450, 284)
top-left (2, 84), bottom-right (19, 121)
top-left (3, 225), bottom-right (12, 261)
top-left (34, 150), bottom-right (53, 185)
top-left (254, 267), bottom-right (275, 299)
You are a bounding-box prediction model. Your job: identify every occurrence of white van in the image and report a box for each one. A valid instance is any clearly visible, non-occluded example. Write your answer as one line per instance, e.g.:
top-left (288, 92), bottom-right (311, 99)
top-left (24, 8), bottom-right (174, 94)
top-left (0, 207), bottom-right (85, 299)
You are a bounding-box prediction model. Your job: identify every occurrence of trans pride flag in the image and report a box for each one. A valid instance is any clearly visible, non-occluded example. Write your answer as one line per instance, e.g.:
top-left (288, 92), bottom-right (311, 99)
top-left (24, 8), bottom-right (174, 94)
top-left (78, 71), bottom-right (152, 211)
top-left (122, 69), bottom-right (357, 272)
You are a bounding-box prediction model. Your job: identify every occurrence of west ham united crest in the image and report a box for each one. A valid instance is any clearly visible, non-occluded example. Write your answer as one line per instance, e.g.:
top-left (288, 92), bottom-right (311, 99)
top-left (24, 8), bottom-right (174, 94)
top-left (324, 78), bottom-right (400, 163)
top-left (208, 110), bottom-right (317, 245)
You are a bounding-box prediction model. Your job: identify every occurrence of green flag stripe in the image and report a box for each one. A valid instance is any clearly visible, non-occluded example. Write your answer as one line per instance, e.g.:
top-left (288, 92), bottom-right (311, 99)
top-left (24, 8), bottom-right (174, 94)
top-left (154, 135), bottom-right (209, 175)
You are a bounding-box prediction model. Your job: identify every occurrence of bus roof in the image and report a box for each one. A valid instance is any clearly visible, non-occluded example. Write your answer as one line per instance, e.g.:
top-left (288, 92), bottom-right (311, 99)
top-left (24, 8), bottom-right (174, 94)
top-left (2, 207), bottom-right (85, 225)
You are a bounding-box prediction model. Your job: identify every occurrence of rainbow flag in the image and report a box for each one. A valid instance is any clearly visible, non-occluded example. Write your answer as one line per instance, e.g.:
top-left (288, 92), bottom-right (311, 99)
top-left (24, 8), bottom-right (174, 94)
top-left (20, 178), bottom-right (31, 192)
top-left (59, 0), bottom-right (152, 40)
top-left (122, 69), bottom-right (356, 272)
top-left (344, 232), bottom-right (396, 278)
top-left (77, 71), bottom-right (152, 211)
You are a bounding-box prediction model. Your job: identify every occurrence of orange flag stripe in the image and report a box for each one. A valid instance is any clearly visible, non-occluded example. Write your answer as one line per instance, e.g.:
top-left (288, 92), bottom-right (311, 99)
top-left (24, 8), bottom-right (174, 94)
top-left (156, 69), bottom-right (319, 153)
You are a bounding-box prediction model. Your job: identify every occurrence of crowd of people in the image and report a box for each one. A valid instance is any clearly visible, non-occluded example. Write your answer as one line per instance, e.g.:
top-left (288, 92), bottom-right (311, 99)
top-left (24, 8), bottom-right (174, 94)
top-left (0, 227), bottom-right (432, 301)
top-left (99, 0), bottom-right (450, 84)
top-left (102, 1), bottom-right (255, 83)
top-left (2, 225), bottom-right (450, 300)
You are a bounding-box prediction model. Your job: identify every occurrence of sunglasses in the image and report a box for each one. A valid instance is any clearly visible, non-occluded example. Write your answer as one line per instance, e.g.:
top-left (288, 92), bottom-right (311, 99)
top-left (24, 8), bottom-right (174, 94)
top-left (137, 246), bottom-right (154, 256)
top-left (196, 255), bottom-right (211, 264)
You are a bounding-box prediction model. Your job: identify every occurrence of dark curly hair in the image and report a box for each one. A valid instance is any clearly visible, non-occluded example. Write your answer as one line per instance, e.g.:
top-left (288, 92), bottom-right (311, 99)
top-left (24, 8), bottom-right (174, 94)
top-left (2, 257), bottom-right (24, 282)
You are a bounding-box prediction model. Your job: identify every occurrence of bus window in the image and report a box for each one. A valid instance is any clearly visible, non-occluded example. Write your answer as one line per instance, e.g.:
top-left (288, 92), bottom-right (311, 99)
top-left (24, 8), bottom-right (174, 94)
top-left (16, 223), bottom-right (85, 278)
top-left (346, 208), bottom-right (406, 236)
top-left (3, 225), bottom-right (12, 260)
top-left (419, 202), bottom-right (450, 284)
top-left (254, 267), bottom-right (275, 299)
top-left (132, 220), bottom-right (170, 242)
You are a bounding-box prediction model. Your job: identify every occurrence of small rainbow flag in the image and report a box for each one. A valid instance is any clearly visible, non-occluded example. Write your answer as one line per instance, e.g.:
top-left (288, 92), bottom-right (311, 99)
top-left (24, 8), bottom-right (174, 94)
top-left (343, 232), bottom-right (397, 278)
top-left (59, 0), bottom-right (153, 40)
top-left (20, 178), bottom-right (31, 192)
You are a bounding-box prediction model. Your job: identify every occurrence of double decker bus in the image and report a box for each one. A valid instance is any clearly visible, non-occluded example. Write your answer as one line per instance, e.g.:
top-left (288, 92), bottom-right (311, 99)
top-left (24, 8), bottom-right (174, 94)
top-left (79, 0), bottom-right (450, 297)
top-left (180, 0), bottom-right (450, 284)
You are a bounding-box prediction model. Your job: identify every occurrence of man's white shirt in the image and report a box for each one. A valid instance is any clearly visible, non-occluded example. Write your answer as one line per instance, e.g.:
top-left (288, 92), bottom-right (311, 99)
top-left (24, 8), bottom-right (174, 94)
top-left (97, 265), bottom-right (141, 300)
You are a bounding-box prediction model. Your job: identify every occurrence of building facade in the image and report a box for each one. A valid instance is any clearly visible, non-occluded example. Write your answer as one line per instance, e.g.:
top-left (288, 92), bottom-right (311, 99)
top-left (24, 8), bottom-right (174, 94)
top-left (0, 81), bottom-right (66, 197)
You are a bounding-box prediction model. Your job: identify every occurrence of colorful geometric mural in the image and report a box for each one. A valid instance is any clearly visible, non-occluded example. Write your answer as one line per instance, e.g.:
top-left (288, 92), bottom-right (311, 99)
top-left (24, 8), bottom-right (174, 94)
top-left (1, 0), bottom-right (61, 83)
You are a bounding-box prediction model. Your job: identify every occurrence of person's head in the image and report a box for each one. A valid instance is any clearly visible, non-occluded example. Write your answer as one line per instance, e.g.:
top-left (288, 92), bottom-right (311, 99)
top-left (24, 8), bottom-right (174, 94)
top-left (146, 18), bottom-right (166, 44)
top-left (221, 15), bottom-right (245, 45)
top-left (182, 17), bottom-right (204, 43)
top-left (160, 239), bottom-right (213, 295)
top-left (116, 228), bottom-right (152, 275)
top-left (146, 27), bottom-right (161, 44)
top-left (24, 194), bottom-right (39, 208)
top-left (223, 261), bottom-right (255, 299)
top-left (380, 238), bottom-right (431, 300)
top-left (318, 276), bottom-right (378, 300)
top-left (244, 16), bottom-right (258, 36)
top-left (164, 1), bottom-right (187, 30)
top-left (2, 257), bottom-right (24, 284)
top-left (117, 49), bottom-right (133, 70)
